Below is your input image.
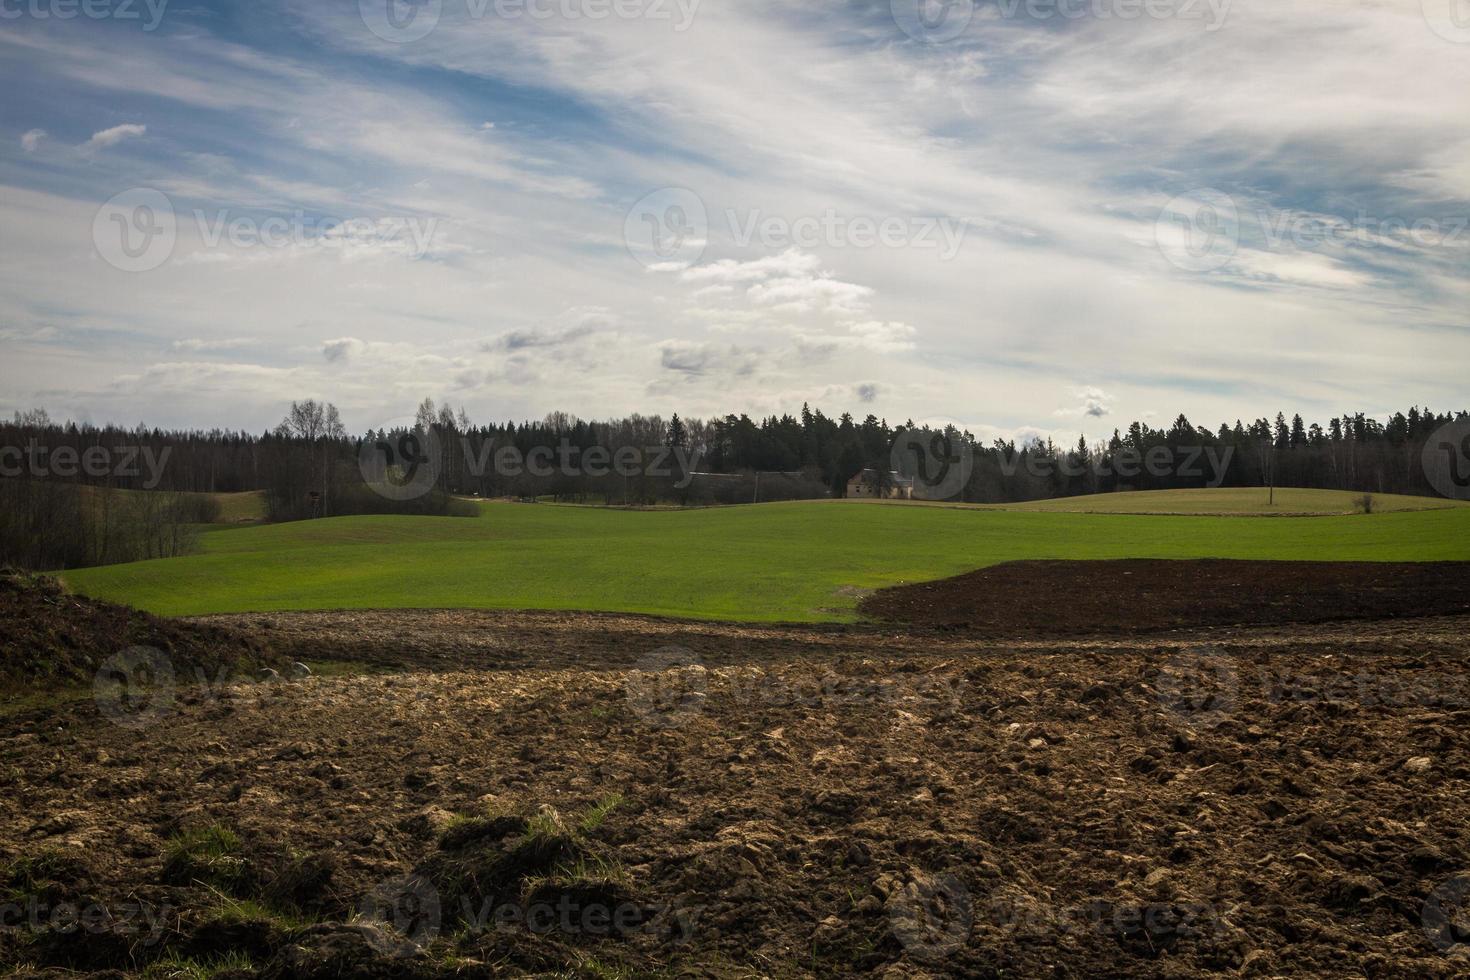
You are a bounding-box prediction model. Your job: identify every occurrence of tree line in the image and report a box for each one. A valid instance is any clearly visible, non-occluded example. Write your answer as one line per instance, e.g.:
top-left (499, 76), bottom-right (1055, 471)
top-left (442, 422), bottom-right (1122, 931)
top-left (333, 399), bottom-right (1468, 504)
top-left (1, 400), bottom-right (1465, 568)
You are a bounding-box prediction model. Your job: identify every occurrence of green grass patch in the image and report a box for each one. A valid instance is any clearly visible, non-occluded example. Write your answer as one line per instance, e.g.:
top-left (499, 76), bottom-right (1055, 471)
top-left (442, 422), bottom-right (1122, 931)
top-left (210, 491), bottom-right (267, 523)
top-left (200, 890), bottom-right (317, 931)
top-left (577, 793), bottom-right (625, 836)
top-left (60, 494), bottom-right (1470, 623)
top-left (104, 488), bottom-right (266, 524)
top-left (141, 951), bottom-right (256, 980)
top-left (427, 799), bottom-right (634, 935)
top-left (0, 851), bottom-right (90, 905)
top-left (162, 824), bottom-right (246, 891)
top-left (0, 686), bottom-right (91, 721)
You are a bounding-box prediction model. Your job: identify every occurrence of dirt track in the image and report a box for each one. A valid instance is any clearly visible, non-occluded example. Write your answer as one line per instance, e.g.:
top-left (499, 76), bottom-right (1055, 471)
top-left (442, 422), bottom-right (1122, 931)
top-left (4, 606), bottom-right (1470, 978)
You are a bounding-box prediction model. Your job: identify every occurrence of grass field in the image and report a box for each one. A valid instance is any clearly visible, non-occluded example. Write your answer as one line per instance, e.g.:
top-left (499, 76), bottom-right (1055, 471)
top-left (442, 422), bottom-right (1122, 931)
top-left (61, 490), bottom-right (1470, 622)
top-left (107, 487), bottom-right (267, 522)
top-left (208, 490), bottom-right (267, 523)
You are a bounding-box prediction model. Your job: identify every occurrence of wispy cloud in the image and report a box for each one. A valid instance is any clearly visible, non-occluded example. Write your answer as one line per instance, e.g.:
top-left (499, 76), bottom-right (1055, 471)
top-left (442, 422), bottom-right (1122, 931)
top-left (0, 1), bottom-right (1463, 434)
top-left (172, 337), bottom-right (254, 353)
top-left (84, 123), bottom-right (146, 150)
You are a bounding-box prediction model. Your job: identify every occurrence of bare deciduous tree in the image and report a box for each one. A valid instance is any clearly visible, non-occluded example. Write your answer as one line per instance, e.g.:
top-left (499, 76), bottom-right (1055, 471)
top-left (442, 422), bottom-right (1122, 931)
top-left (276, 400), bottom-right (345, 516)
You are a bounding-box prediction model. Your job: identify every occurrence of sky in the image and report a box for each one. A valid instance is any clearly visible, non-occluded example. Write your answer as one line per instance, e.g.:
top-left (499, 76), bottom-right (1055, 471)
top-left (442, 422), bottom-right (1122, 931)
top-left (0, 0), bottom-right (1467, 442)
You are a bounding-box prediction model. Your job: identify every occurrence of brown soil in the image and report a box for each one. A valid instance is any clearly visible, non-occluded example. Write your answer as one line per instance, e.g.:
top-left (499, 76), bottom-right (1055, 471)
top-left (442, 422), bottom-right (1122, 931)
top-left (0, 570), bottom-right (282, 696)
top-left (861, 559), bottom-right (1470, 635)
top-left (3, 607), bottom-right (1470, 977)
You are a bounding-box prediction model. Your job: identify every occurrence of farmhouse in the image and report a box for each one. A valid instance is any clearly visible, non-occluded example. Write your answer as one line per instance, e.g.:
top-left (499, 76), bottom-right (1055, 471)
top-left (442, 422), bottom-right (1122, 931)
top-left (847, 468), bottom-right (914, 499)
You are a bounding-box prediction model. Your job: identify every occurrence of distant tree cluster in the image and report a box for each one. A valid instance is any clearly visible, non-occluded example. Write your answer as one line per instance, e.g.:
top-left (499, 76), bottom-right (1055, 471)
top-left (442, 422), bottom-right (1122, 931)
top-left (0, 480), bottom-right (214, 571)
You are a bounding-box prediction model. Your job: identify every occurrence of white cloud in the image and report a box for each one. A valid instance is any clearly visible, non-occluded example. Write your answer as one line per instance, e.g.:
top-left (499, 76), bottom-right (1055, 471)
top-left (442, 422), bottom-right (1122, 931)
top-left (673, 248), bottom-right (876, 315)
top-left (692, 284), bottom-right (735, 301)
top-left (1227, 249), bottom-right (1371, 290)
top-left (747, 276), bottom-right (873, 316)
top-left (846, 321), bottom-right (917, 353)
top-left (20, 129), bottom-right (45, 152)
top-left (84, 123), bottom-right (146, 150)
top-left (679, 249), bottom-right (822, 285)
top-left (172, 337), bottom-right (253, 353)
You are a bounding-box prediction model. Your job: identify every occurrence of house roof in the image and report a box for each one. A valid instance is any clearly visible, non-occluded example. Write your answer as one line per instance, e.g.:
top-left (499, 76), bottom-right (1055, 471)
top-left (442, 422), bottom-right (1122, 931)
top-left (849, 468), bottom-right (914, 485)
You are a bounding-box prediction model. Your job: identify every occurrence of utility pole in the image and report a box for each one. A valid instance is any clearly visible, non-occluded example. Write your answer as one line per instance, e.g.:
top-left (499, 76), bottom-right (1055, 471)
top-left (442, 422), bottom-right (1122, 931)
top-left (753, 471), bottom-right (760, 505)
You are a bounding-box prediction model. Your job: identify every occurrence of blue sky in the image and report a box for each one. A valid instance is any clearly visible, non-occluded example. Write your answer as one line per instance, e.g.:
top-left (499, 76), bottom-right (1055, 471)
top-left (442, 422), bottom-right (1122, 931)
top-left (1, 0), bottom-right (1467, 439)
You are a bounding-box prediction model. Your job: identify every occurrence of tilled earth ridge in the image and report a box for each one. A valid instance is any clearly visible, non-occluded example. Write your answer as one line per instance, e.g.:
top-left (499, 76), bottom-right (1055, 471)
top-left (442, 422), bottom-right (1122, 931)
top-left (0, 570), bottom-right (281, 692)
top-left (1, 613), bottom-right (1469, 978)
top-left (191, 602), bottom-right (1470, 673)
top-left (860, 559), bottom-right (1470, 635)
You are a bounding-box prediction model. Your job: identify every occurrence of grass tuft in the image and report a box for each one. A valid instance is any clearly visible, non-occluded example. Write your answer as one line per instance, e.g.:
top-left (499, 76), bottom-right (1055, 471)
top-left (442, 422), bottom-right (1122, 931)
top-left (0, 850), bottom-right (91, 904)
top-left (162, 824), bottom-right (246, 890)
top-left (141, 951), bottom-right (255, 980)
top-left (577, 793), bottom-right (625, 836)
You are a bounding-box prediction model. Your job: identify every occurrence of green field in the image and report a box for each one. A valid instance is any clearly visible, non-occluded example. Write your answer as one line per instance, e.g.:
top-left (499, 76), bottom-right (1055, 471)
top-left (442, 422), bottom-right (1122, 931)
top-left (208, 490), bottom-right (267, 523)
top-left (106, 487), bottom-right (267, 523)
top-left (61, 490), bottom-right (1470, 622)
